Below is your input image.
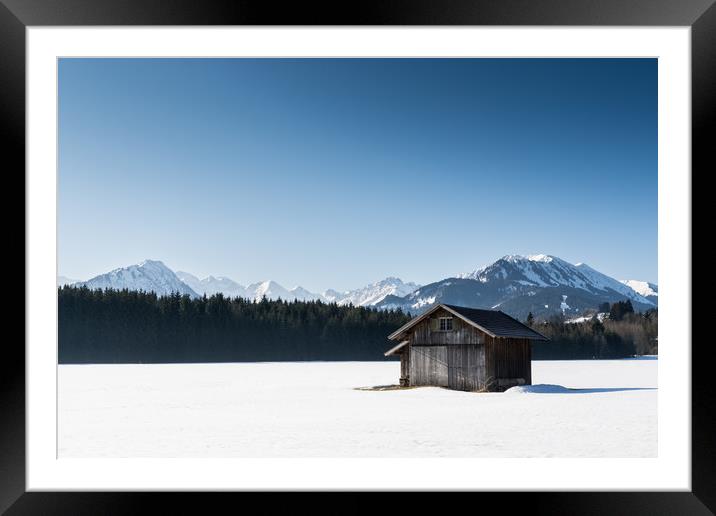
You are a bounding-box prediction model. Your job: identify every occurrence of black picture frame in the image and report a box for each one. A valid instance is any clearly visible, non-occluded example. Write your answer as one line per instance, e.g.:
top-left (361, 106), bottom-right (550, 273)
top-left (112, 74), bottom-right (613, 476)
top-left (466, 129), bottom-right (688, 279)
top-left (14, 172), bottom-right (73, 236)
top-left (5, 0), bottom-right (712, 513)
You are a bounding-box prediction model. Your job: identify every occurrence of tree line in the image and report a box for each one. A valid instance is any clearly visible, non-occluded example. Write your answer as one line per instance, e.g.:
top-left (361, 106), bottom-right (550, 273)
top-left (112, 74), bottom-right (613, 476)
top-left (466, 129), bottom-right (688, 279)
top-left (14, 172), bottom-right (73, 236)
top-left (59, 286), bottom-right (657, 363)
top-left (529, 300), bottom-right (658, 359)
top-left (58, 286), bottom-right (411, 363)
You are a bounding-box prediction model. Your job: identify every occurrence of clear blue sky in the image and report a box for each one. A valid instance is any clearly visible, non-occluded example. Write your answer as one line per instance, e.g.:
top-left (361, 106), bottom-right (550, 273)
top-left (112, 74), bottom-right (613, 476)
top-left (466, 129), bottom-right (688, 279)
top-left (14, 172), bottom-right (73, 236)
top-left (59, 58), bottom-right (657, 291)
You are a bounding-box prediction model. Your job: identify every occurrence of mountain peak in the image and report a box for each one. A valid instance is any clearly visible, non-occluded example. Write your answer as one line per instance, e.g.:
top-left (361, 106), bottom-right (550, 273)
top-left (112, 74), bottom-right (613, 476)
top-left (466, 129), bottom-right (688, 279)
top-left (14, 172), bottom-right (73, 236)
top-left (137, 259), bottom-right (167, 268)
top-left (416, 253), bottom-right (658, 318)
top-left (525, 254), bottom-right (554, 263)
top-left (68, 255), bottom-right (655, 321)
top-left (501, 254), bottom-right (555, 263)
top-left (331, 277), bottom-right (420, 307)
top-left (79, 260), bottom-right (197, 298)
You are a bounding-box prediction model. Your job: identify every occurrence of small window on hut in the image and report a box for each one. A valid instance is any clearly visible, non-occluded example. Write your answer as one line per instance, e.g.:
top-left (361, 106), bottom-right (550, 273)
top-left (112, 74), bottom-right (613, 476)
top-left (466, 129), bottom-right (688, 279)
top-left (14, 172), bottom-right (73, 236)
top-left (439, 317), bottom-right (453, 331)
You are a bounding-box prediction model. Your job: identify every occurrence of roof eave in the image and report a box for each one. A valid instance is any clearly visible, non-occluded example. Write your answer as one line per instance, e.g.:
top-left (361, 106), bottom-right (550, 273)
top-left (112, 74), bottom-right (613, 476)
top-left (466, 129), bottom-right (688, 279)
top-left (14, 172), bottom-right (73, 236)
top-left (388, 303), bottom-right (551, 341)
top-left (384, 340), bottom-right (409, 356)
top-left (492, 334), bottom-right (550, 341)
top-left (495, 310), bottom-right (550, 341)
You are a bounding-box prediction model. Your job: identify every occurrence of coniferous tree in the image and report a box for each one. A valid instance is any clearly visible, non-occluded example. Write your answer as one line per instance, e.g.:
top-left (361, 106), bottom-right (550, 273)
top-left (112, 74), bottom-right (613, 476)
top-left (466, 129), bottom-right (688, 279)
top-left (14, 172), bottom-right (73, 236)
top-left (58, 286), bottom-right (412, 364)
top-left (58, 286), bottom-right (656, 363)
top-left (609, 300), bottom-right (635, 321)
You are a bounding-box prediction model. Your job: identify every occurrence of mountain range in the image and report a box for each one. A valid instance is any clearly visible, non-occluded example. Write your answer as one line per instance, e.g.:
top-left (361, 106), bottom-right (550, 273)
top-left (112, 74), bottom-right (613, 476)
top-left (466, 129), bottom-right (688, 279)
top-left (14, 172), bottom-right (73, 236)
top-left (60, 254), bottom-right (657, 319)
top-left (66, 260), bottom-right (418, 307)
top-left (376, 254), bottom-right (657, 319)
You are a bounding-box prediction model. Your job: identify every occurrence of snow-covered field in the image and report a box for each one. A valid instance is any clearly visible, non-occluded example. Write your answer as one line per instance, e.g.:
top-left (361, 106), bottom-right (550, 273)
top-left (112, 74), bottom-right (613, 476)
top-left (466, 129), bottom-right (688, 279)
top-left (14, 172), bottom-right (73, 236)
top-left (59, 359), bottom-right (657, 458)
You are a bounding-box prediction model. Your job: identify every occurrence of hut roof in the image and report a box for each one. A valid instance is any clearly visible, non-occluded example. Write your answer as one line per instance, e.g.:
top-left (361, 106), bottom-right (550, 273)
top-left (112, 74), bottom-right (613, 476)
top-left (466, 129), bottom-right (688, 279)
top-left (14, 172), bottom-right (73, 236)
top-left (384, 340), bottom-right (409, 356)
top-left (388, 303), bottom-right (548, 341)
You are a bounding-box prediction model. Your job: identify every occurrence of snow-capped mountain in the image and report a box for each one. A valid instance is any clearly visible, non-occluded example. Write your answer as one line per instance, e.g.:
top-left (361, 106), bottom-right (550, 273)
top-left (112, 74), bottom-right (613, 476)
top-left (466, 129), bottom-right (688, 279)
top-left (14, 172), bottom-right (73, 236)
top-left (459, 254), bottom-right (653, 305)
top-left (77, 260), bottom-right (198, 297)
top-left (63, 255), bottom-right (655, 321)
top-left (325, 277), bottom-right (420, 307)
top-left (57, 276), bottom-right (80, 287)
top-left (288, 286), bottom-right (324, 302)
top-left (377, 254), bottom-right (657, 319)
top-left (620, 279), bottom-right (658, 305)
top-left (176, 271), bottom-right (247, 298)
top-left (176, 272), bottom-right (418, 305)
top-left (176, 273), bottom-right (323, 302)
top-left (239, 281), bottom-right (324, 302)
top-left (322, 289), bottom-right (343, 302)
top-left (245, 280), bottom-right (292, 302)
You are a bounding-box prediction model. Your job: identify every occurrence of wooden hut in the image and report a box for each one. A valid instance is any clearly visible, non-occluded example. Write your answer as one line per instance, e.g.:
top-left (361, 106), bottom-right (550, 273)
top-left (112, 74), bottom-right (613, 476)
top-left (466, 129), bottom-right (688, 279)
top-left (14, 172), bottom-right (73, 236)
top-left (385, 304), bottom-right (548, 392)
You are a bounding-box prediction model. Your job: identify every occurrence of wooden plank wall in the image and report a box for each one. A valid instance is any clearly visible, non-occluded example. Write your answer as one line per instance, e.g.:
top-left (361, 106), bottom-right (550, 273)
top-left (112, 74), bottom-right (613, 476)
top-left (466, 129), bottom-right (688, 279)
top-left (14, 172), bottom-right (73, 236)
top-left (409, 345), bottom-right (449, 387)
top-left (404, 309), bottom-right (532, 391)
top-left (399, 351), bottom-right (410, 385)
top-left (446, 344), bottom-right (486, 391)
top-left (487, 337), bottom-right (532, 388)
top-left (410, 308), bottom-right (484, 346)
top-left (408, 309), bottom-right (489, 390)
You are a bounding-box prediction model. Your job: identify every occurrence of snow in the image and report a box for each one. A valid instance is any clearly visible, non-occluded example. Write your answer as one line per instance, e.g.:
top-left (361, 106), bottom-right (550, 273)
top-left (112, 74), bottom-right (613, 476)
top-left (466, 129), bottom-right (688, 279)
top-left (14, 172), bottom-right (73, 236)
top-left (289, 286), bottom-right (323, 302)
top-left (333, 277), bottom-right (420, 307)
top-left (518, 263), bottom-right (551, 287)
top-left (411, 296), bottom-right (436, 309)
top-left (321, 289), bottom-right (342, 302)
top-left (575, 263), bottom-right (654, 305)
top-left (505, 384), bottom-right (572, 394)
top-left (176, 272), bottom-right (418, 306)
top-left (78, 260), bottom-right (198, 298)
top-left (566, 315), bottom-right (592, 324)
top-left (525, 254), bottom-right (553, 263)
top-left (566, 312), bottom-right (608, 324)
top-left (177, 271), bottom-right (247, 298)
top-left (560, 294), bottom-right (570, 312)
top-left (456, 255), bottom-right (656, 308)
top-left (621, 279), bottom-right (658, 298)
top-left (59, 358), bottom-right (657, 458)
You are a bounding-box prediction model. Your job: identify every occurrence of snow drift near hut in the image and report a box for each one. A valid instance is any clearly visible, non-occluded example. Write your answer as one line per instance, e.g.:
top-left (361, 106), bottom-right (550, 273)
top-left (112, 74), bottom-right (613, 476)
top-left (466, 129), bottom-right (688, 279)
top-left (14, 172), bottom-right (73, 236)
top-left (505, 384), bottom-right (572, 394)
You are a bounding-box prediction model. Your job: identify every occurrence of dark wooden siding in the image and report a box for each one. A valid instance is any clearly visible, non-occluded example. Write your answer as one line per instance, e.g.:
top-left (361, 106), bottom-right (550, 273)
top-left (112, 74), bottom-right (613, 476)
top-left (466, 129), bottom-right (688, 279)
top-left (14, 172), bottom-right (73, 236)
top-left (486, 336), bottom-right (532, 390)
top-left (399, 350), bottom-right (410, 386)
top-left (403, 308), bottom-right (532, 392)
top-left (410, 308), bottom-right (486, 346)
top-left (409, 344), bottom-right (487, 391)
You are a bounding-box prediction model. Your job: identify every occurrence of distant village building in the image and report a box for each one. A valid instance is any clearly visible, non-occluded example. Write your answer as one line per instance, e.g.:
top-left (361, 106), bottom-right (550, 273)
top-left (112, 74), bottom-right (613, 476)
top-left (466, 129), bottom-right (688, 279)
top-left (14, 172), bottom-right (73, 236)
top-left (385, 304), bottom-right (548, 392)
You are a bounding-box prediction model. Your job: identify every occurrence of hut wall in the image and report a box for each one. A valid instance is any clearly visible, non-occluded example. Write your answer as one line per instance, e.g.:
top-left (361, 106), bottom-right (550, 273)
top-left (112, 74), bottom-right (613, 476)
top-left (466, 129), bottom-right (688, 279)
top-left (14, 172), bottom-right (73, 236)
top-left (408, 309), bottom-right (489, 390)
top-left (409, 308), bottom-right (485, 345)
top-left (446, 344), bottom-right (486, 391)
top-left (399, 350), bottom-right (410, 386)
top-left (409, 345), bottom-right (449, 387)
top-left (486, 336), bottom-right (532, 390)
